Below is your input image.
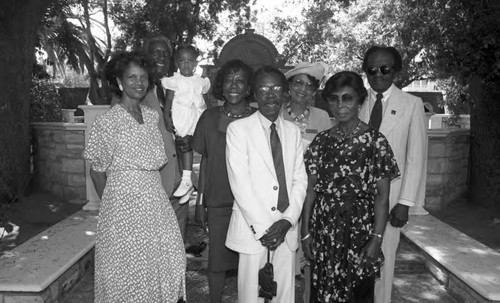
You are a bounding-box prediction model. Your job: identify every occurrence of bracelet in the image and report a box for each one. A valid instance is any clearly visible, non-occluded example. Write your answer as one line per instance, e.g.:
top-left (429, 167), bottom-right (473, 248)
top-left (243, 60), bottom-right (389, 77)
top-left (371, 233), bottom-right (383, 239)
top-left (300, 234), bottom-right (311, 241)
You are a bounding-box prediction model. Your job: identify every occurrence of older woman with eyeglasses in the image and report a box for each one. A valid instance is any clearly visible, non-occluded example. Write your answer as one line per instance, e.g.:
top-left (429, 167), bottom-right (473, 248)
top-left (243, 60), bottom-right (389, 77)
top-left (301, 71), bottom-right (400, 303)
top-left (283, 62), bottom-right (332, 150)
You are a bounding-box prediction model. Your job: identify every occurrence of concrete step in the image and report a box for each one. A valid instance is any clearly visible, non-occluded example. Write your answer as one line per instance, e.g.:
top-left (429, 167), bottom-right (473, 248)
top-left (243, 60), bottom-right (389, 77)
top-left (396, 237), bottom-right (427, 275)
top-left (403, 215), bottom-right (500, 303)
top-left (393, 272), bottom-right (458, 303)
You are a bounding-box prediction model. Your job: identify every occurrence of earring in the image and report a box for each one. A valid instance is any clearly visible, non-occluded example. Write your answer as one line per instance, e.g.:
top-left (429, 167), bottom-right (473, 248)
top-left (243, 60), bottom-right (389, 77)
top-left (118, 83), bottom-right (123, 91)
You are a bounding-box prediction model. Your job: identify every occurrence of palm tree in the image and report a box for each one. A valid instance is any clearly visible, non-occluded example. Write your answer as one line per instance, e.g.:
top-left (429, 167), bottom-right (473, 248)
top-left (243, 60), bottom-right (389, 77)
top-left (37, 0), bottom-right (112, 104)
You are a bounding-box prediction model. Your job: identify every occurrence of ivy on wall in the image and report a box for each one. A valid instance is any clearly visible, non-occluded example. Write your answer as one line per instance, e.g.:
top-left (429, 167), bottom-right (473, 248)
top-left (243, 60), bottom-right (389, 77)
top-left (30, 79), bottom-right (63, 122)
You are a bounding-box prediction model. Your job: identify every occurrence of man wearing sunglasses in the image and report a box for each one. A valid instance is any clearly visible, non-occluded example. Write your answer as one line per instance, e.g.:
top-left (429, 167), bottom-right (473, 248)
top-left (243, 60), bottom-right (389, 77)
top-left (359, 46), bottom-right (428, 303)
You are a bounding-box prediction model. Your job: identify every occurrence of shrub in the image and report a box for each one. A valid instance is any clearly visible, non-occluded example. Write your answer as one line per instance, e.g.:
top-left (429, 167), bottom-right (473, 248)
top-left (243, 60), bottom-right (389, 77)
top-left (30, 79), bottom-right (63, 122)
top-left (436, 77), bottom-right (470, 126)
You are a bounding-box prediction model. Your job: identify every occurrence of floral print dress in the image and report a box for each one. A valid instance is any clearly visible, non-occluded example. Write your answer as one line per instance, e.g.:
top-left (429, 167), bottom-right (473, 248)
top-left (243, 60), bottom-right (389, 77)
top-left (304, 128), bottom-right (400, 302)
top-left (84, 105), bottom-right (186, 303)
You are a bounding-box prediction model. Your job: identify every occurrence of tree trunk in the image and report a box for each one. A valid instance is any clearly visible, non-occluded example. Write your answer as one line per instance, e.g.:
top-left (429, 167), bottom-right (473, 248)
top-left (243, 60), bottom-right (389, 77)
top-left (0, 0), bottom-right (53, 196)
top-left (469, 76), bottom-right (500, 210)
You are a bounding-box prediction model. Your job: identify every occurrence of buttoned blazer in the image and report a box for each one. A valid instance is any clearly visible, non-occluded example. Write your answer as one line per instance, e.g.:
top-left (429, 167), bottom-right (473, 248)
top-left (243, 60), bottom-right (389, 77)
top-left (225, 112), bottom-right (308, 254)
top-left (359, 86), bottom-right (427, 209)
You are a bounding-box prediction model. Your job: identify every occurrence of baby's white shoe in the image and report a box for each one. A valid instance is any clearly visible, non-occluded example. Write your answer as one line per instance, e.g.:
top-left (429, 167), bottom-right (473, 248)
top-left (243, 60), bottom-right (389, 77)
top-left (178, 188), bottom-right (195, 205)
top-left (173, 177), bottom-right (193, 197)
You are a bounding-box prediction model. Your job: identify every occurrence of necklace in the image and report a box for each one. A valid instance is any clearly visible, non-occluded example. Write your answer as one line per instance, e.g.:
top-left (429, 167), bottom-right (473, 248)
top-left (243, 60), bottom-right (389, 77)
top-left (222, 104), bottom-right (253, 118)
top-left (286, 103), bottom-right (310, 133)
top-left (333, 119), bottom-right (362, 140)
top-left (286, 103), bottom-right (310, 122)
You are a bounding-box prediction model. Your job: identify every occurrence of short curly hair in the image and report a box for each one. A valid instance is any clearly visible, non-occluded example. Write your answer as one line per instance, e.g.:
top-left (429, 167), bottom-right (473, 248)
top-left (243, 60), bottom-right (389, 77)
top-left (104, 51), bottom-right (154, 97)
top-left (362, 46), bottom-right (403, 72)
top-left (174, 44), bottom-right (200, 61)
top-left (252, 66), bottom-right (288, 93)
top-left (322, 71), bottom-right (368, 105)
top-left (212, 59), bottom-right (253, 101)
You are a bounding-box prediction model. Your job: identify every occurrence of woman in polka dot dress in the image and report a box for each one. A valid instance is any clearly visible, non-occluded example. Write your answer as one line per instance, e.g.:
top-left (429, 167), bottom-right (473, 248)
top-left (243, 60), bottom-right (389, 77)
top-left (84, 51), bottom-right (186, 303)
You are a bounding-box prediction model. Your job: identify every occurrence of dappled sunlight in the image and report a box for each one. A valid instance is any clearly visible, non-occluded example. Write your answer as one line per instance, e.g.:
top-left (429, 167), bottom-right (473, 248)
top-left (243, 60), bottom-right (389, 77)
top-left (399, 252), bottom-right (421, 261)
top-left (462, 272), bottom-right (500, 284)
top-left (411, 225), bottom-right (433, 231)
top-left (0, 251), bottom-right (18, 259)
top-left (424, 246), bottom-right (445, 261)
top-left (467, 247), bottom-right (491, 255)
top-left (392, 277), bottom-right (408, 287)
top-left (421, 291), bottom-right (441, 300)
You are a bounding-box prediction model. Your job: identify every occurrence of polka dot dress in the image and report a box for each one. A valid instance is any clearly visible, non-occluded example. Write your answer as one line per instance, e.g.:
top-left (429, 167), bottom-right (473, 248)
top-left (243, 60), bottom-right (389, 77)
top-left (84, 104), bottom-right (186, 303)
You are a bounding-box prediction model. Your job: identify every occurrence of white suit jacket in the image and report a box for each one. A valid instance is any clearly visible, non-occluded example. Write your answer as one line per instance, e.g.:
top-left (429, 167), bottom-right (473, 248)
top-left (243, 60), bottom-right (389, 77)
top-left (225, 112), bottom-right (308, 254)
top-left (359, 85), bottom-right (427, 210)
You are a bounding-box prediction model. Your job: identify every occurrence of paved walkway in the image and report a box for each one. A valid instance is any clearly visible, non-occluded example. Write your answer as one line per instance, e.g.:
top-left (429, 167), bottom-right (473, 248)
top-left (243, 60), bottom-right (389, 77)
top-left (62, 223), bottom-right (457, 303)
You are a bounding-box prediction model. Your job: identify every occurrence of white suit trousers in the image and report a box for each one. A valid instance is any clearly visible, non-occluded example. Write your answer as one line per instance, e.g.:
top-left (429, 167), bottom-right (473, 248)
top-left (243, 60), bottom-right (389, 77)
top-left (237, 244), bottom-right (296, 303)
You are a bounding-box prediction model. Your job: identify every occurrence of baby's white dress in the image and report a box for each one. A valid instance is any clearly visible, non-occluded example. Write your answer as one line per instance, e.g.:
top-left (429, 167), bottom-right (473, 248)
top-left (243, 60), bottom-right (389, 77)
top-left (161, 72), bottom-right (210, 137)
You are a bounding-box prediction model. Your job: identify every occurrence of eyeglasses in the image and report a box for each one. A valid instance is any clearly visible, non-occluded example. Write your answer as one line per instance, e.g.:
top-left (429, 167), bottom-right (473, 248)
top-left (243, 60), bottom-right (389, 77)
top-left (366, 65), bottom-right (394, 76)
top-left (291, 79), bottom-right (315, 91)
top-left (326, 93), bottom-right (356, 104)
top-left (291, 80), bottom-right (316, 92)
top-left (256, 85), bottom-right (284, 95)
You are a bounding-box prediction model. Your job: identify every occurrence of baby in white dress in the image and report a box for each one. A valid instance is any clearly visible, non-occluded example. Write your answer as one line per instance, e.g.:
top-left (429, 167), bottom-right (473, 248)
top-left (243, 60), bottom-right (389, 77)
top-left (161, 45), bottom-right (210, 201)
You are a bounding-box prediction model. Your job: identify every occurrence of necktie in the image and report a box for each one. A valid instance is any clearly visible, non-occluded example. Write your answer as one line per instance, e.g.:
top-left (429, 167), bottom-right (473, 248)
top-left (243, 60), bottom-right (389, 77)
top-left (270, 123), bottom-right (289, 212)
top-left (155, 81), bottom-right (166, 111)
top-left (369, 93), bottom-right (384, 130)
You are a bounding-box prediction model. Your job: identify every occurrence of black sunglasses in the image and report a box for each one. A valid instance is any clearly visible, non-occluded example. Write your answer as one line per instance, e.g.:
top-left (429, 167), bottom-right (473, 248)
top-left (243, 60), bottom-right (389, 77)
top-left (366, 65), bottom-right (394, 76)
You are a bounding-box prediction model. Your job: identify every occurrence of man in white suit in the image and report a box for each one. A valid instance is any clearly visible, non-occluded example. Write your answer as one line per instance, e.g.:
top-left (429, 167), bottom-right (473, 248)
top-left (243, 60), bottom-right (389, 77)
top-left (359, 46), bottom-right (427, 303)
top-left (225, 66), bottom-right (308, 303)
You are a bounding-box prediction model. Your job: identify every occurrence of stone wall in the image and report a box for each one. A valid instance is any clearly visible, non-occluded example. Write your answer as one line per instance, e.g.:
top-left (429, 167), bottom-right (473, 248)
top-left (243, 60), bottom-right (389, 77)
top-left (32, 122), bottom-right (87, 204)
top-left (425, 129), bottom-right (470, 211)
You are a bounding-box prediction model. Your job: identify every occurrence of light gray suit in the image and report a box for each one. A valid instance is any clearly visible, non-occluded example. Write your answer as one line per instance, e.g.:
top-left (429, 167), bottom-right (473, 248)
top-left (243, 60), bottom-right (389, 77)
top-left (359, 85), bottom-right (427, 303)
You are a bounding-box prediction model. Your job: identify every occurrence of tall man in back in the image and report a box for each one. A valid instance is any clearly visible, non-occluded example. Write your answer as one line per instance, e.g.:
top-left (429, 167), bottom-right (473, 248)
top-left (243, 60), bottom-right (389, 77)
top-left (359, 46), bottom-right (427, 303)
top-left (225, 66), bottom-right (308, 303)
top-left (142, 35), bottom-right (189, 239)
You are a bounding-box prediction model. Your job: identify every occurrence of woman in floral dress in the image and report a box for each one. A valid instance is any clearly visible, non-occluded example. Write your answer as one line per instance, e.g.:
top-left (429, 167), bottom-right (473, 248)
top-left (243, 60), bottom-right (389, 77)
top-left (84, 51), bottom-right (186, 303)
top-left (301, 71), bottom-right (400, 303)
